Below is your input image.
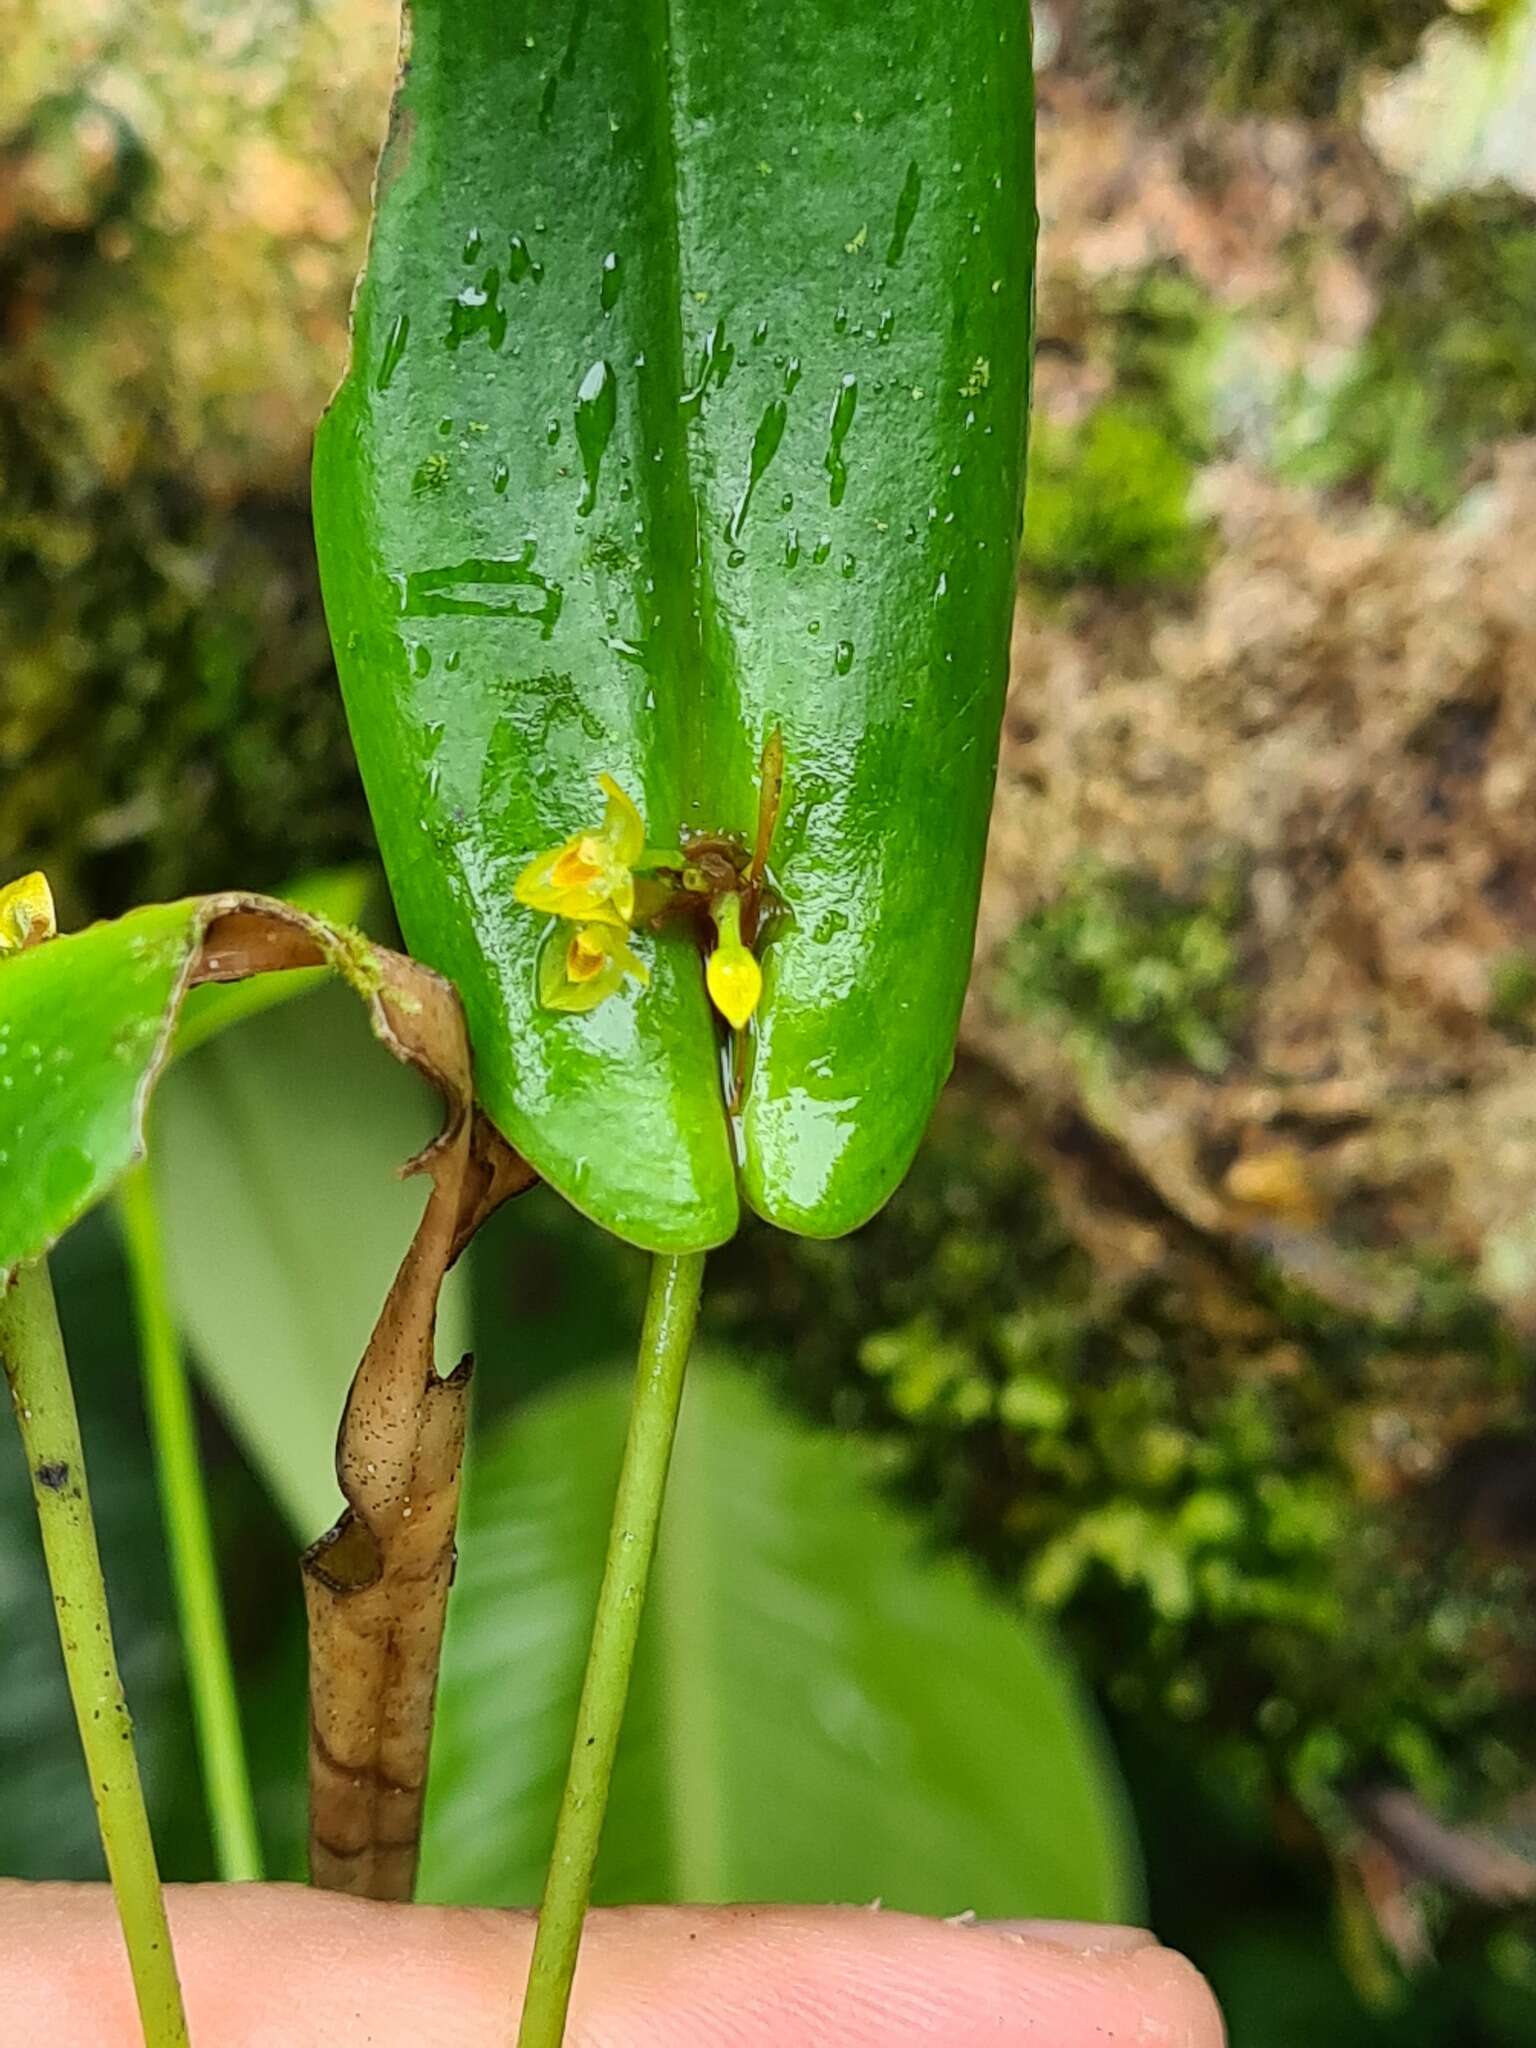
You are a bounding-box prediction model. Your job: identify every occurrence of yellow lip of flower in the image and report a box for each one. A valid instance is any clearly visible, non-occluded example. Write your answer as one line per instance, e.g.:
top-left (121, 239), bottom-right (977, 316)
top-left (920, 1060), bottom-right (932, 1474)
top-left (537, 919), bottom-right (651, 1014)
top-left (0, 871), bottom-right (57, 954)
top-left (514, 773), bottom-right (647, 929)
top-left (705, 893), bottom-right (763, 1031)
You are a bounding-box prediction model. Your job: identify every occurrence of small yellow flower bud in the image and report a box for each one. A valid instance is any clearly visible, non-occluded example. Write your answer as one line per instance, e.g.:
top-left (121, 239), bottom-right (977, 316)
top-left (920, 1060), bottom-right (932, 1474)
top-left (705, 893), bottom-right (762, 1030)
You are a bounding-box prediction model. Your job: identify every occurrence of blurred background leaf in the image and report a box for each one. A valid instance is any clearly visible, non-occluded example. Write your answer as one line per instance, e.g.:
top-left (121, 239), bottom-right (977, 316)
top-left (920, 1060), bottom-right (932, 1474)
top-left (422, 1358), bottom-right (1139, 1920)
top-left (152, 977), bottom-right (470, 1538)
top-left (1, 1214), bottom-right (238, 1881)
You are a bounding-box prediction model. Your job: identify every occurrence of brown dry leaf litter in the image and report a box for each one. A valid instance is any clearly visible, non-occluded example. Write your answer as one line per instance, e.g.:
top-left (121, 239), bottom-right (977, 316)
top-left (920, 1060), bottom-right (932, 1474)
top-left (973, 449), bottom-right (1536, 1326)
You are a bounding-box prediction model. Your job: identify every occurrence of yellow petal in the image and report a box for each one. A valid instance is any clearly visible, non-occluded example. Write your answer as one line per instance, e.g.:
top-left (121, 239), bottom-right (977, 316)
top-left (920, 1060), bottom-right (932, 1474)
top-left (551, 838), bottom-right (606, 890)
top-left (608, 869), bottom-right (636, 926)
top-left (597, 773), bottom-right (646, 866)
top-left (0, 871), bottom-right (56, 953)
top-left (616, 935), bottom-right (651, 989)
top-left (543, 962), bottom-right (625, 1012)
top-left (537, 924), bottom-right (575, 1008)
top-left (514, 840), bottom-right (588, 915)
top-left (539, 931), bottom-right (621, 1012)
top-left (516, 840), bottom-right (630, 925)
top-left (565, 928), bottom-right (610, 982)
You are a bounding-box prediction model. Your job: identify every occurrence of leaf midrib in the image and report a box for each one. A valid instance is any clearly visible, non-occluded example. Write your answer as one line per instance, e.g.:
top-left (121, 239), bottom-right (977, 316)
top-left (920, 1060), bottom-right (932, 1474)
top-left (636, 0), bottom-right (713, 846)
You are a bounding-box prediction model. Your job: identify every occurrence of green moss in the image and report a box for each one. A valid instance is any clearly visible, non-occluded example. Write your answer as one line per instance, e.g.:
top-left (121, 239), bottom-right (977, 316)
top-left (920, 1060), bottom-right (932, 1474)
top-left (1022, 405), bottom-right (1209, 590)
top-left (1295, 188), bottom-right (1536, 518)
top-left (1489, 949), bottom-right (1536, 1039)
top-left (1022, 265), bottom-right (1223, 592)
top-left (1083, 0), bottom-right (1448, 117)
top-left (998, 862), bottom-right (1246, 1073)
top-left (0, 378), bottom-right (368, 925)
top-left (1103, 265), bottom-right (1227, 459)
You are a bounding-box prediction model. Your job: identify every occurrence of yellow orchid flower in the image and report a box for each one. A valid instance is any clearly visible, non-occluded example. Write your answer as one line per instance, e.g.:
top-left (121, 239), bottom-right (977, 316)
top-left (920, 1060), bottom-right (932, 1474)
top-left (0, 871), bottom-right (56, 954)
top-left (514, 774), bottom-right (647, 929)
top-left (705, 893), bottom-right (762, 1030)
top-left (537, 920), bottom-right (650, 1014)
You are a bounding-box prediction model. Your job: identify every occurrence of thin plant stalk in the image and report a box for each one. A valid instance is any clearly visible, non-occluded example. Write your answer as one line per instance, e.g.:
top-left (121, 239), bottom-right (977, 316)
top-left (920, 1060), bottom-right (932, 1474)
top-left (118, 1158), bottom-right (263, 1884)
top-left (0, 1255), bottom-right (190, 2048)
top-left (515, 1250), bottom-right (707, 2048)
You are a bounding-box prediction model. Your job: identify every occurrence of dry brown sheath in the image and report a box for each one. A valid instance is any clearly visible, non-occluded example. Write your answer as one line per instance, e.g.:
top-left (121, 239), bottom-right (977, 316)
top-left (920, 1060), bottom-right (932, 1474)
top-left (293, 949), bottom-right (529, 1901)
top-left (165, 897), bottom-right (530, 1899)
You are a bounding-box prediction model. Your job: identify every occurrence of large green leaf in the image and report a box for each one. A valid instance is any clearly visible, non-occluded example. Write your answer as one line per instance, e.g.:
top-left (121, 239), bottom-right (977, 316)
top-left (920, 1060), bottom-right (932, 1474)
top-left (314, 0), bottom-right (1036, 1253)
top-left (0, 900), bottom-right (213, 1276)
top-left (152, 981), bottom-right (470, 1539)
top-left (422, 1359), bottom-right (1138, 1918)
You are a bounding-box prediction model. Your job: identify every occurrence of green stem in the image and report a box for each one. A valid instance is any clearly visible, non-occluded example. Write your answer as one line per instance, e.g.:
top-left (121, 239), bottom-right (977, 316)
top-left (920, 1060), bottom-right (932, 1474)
top-left (0, 1256), bottom-right (190, 2048)
top-left (118, 1161), bottom-right (263, 1884)
top-left (515, 1250), bottom-right (707, 2048)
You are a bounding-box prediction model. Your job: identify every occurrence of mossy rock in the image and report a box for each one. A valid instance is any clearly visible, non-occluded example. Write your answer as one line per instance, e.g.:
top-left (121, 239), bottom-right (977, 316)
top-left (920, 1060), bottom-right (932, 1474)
top-left (1022, 263), bottom-right (1225, 593)
top-left (0, 389), bottom-right (369, 921)
top-left (1296, 187), bottom-right (1536, 518)
top-left (1082, 0), bottom-right (1450, 118)
top-left (998, 862), bottom-right (1247, 1075)
top-left (0, 12), bottom-right (393, 919)
top-left (1023, 404), bottom-right (1210, 591)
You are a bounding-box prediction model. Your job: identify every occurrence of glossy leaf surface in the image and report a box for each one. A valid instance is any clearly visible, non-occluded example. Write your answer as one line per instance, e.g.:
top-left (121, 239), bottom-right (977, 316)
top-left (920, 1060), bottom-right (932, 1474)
top-left (421, 1360), bottom-right (1137, 1918)
top-left (0, 899), bottom-right (208, 1277)
top-left (0, 890), bottom-right (470, 1282)
top-left (315, 0), bottom-right (1036, 1251)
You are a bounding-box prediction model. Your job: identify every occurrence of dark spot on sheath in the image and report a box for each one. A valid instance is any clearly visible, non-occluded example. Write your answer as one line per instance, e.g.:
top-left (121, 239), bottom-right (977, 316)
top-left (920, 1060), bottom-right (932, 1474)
top-left (36, 1460), bottom-right (70, 1491)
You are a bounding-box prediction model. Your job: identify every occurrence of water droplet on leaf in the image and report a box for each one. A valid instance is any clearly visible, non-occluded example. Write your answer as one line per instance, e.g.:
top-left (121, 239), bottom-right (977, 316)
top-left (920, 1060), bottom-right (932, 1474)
top-left (376, 312), bottom-right (410, 392)
top-left (824, 374), bottom-right (858, 507)
top-left (574, 359), bottom-right (617, 517)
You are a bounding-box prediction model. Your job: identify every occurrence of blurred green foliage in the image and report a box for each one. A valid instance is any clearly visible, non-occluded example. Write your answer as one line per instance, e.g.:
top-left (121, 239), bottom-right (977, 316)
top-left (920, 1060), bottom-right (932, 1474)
top-left (425, 1362), bottom-right (1137, 1919)
top-left (0, 1213), bottom-right (293, 1884)
top-left (0, 1220), bottom-right (190, 1880)
top-left (998, 862), bottom-right (1247, 1073)
top-left (9, 984), bottom-right (1132, 1924)
top-left (1023, 265), bottom-right (1220, 591)
top-left (1295, 188), bottom-right (1536, 517)
top-left (713, 1094), bottom-right (1536, 1882)
top-left (1489, 948), bottom-right (1536, 1041)
top-left (1023, 406), bottom-right (1209, 589)
top-left (155, 977), bottom-right (460, 1539)
top-left (0, 395), bottom-right (367, 920)
top-left (7, 993), bottom-right (1533, 2036)
top-left (0, 87), bottom-right (365, 922)
top-left (1082, 0), bottom-right (1449, 117)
